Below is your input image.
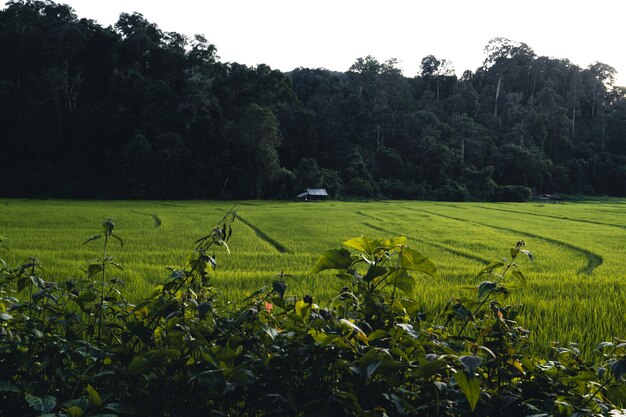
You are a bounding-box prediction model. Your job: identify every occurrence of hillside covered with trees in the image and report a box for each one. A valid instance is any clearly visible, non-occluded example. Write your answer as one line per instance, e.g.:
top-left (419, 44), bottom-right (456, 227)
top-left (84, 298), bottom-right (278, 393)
top-left (1, 0), bottom-right (625, 200)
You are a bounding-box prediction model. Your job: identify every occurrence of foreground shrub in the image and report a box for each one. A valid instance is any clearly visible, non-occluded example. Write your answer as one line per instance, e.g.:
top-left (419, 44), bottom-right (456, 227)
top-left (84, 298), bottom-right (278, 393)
top-left (0, 218), bottom-right (625, 416)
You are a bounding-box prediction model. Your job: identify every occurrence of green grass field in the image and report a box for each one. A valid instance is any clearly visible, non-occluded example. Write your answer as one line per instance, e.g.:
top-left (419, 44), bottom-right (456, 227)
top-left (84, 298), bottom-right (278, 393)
top-left (1, 198), bottom-right (625, 353)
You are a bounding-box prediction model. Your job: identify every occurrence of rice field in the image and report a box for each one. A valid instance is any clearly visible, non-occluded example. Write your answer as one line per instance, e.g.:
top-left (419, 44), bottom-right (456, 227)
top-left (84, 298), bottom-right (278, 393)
top-left (1, 198), bottom-right (625, 353)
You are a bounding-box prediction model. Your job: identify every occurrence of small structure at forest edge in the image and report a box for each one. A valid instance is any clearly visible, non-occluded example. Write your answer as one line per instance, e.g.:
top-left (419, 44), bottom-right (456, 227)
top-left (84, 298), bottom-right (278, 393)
top-left (296, 188), bottom-right (329, 202)
top-left (536, 193), bottom-right (564, 203)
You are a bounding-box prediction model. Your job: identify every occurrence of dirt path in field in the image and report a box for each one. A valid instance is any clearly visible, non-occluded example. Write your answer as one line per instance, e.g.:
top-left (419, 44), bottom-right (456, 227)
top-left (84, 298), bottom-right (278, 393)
top-left (467, 205), bottom-right (626, 229)
top-left (411, 208), bottom-right (603, 275)
top-left (235, 214), bottom-right (289, 253)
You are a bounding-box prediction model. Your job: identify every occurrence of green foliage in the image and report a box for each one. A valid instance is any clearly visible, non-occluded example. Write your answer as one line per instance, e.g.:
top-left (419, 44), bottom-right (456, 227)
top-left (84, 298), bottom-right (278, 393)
top-left (1, 214), bottom-right (625, 416)
top-left (1, 2), bottom-right (626, 199)
top-left (497, 184), bottom-right (533, 202)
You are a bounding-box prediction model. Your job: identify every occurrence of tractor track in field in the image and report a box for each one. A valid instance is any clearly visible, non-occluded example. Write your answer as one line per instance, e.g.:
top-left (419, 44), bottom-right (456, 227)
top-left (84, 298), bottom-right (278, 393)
top-left (356, 211), bottom-right (385, 222)
top-left (402, 206), bottom-right (603, 275)
top-left (131, 211), bottom-right (162, 228)
top-left (468, 205), bottom-right (626, 229)
top-left (361, 220), bottom-right (491, 265)
top-left (235, 214), bottom-right (289, 254)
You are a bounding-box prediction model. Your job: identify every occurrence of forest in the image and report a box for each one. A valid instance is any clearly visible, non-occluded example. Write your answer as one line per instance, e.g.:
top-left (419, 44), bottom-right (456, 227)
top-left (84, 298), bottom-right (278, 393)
top-left (1, 0), bottom-right (625, 200)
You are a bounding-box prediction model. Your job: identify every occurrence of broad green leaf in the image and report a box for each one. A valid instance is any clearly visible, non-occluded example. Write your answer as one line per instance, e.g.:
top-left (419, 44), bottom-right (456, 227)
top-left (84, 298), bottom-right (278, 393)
top-left (103, 403), bottom-right (135, 415)
top-left (477, 281), bottom-right (496, 299)
top-left (477, 261), bottom-right (504, 277)
top-left (127, 355), bottom-right (149, 373)
top-left (295, 300), bottom-right (310, 317)
top-left (74, 291), bottom-right (97, 303)
top-left (511, 270), bottom-right (527, 286)
top-left (413, 360), bottom-right (447, 378)
top-left (0, 380), bottom-right (20, 392)
top-left (368, 330), bottom-right (389, 341)
top-left (610, 356), bottom-right (626, 380)
top-left (459, 355), bottom-right (483, 374)
top-left (400, 248), bottom-right (437, 277)
top-left (365, 360), bottom-right (382, 379)
top-left (339, 319), bottom-right (368, 344)
top-left (86, 384), bottom-right (102, 407)
top-left (400, 298), bottom-right (421, 315)
top-left (272, 280), bottom-right (286, 298)
top-left (391, 270), bottom-right (416, 295)
top-left (343, 236), bottom-right (379, 255)
top-left (24, 393), bottom-right (57, 413)
top-left (67, 405), bottom-right (84, 417)
top-left (363, 265), bottom-right (387, 282)
top-left (454, 371), bottom-right (480, 411)
top-left (312, 249), bottom-right (352, 273)
top-left (87, 263), bottom-right (103, 278)
top-left (395, 323), bottom-right (419, 339)
top-left (521, 249), bottom-right (534, 262)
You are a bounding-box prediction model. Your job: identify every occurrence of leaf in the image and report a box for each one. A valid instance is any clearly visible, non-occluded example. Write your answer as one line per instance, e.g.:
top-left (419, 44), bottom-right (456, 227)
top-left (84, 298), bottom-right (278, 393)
top-left (24, 393), bottom-right (57, 413)
top-left (363, 265), bottom-right (387, 282)
top-left (454, 371), bottom-right (480, 411)
top-left (477, 260), bottom-right (504, 277)
top-left (460, 355), bottom-right (483, 374)
top-left (272, 280), bottom-right (287, 298)
top-left (395, 323), bottom-right (419, 339)
top-left (0, 313), bottom-right (13, 321)
top-left (103, 403), bottom-right (135, 415)
top-left (343, 237), bottom-right (378, 255)
top-left (520, 249), bottom-right (534, 262)
top-left (74, 291), bottom-right (97, 303)
top-left (477, 281), bottom-right (496, 299)
top-left (390, 269), bottom-right (416, 295)
top-left (67, 405), bottom-right (84, 417)
top-left (83, 234), bottom-right (102, 245)
top-left (311, 249), bottom-right (352, 273)
top-left (511, 270), bottom-right (527, 286)
top-left (400, 248), bottom-right (437, 277)
top-left (610, 356), bottom-right (626, 380)
top-left (339, 319), bottom-right (368, 344)
top-left (357, 361), bottom-right (381, 379)
top-left (413, 360), bottom-right (447, 378)
top-left (262, 324), bottom-right (278, 340)
top-left (295, 300), bottom-right (310, 317)
top-left (86, 384), bottom-right (102, 407)
top-left (110, 233), bottom-right (124, 247)
top-left (127, 355), bottom-right (149, 373)
top-left (87, 263), bottom-right (104, 278)
top-left (0, 380), bottom-right (20, 392)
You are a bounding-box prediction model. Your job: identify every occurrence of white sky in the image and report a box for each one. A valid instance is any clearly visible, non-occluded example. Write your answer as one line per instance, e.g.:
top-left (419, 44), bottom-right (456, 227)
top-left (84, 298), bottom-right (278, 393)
top-left (59, 0), bottom-right (626, 86)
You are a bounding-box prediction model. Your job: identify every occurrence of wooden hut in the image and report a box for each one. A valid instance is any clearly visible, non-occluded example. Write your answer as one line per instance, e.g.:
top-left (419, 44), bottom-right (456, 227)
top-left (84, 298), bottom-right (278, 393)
top-left (536, 194), bottom-right (564, 203)
top-left (296, 188), bottom-right (329, 202)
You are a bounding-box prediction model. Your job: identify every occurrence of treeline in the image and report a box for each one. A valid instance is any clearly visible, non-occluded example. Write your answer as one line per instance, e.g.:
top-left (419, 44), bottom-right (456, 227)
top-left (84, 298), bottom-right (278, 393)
top-left (1, 0), bottom-right (625, 200)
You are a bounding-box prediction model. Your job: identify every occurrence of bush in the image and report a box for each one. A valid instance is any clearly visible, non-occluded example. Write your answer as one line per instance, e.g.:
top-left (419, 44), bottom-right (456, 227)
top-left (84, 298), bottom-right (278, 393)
top-left (0, 218), bottom-right (625, 416)
top-left (497, 184), bottom-right (532, 202)
top-left (435, 181), bottom-right (469, 201)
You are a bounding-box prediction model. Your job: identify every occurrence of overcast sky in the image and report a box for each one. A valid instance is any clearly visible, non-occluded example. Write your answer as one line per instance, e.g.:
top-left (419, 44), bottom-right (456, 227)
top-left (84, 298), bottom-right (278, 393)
top-left (59, 0), bottom-right (626, 86)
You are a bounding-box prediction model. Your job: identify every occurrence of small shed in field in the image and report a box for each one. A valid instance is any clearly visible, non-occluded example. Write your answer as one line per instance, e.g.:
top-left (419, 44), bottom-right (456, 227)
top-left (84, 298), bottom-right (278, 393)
top-left (536, 193), bottom-right (564, 203)
top-left (296, 188), bottom-right (329, 202)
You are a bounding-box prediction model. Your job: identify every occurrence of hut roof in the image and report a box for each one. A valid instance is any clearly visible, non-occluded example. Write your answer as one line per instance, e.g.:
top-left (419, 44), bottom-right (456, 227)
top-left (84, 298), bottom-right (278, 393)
top-left (306, 188), bottom-right (329, 196)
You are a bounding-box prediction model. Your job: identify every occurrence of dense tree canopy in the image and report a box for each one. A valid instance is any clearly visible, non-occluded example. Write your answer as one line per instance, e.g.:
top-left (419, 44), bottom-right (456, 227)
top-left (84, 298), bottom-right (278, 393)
top-left (1, 0), bottom-right (625, 200)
